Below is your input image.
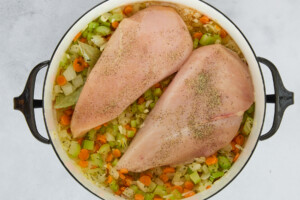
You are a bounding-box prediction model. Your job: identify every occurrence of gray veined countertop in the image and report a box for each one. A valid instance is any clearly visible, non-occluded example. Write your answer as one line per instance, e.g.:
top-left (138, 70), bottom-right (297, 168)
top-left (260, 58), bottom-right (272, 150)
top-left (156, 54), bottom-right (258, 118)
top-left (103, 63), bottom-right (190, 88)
top-left (0, 0), bottom-right (299, 199)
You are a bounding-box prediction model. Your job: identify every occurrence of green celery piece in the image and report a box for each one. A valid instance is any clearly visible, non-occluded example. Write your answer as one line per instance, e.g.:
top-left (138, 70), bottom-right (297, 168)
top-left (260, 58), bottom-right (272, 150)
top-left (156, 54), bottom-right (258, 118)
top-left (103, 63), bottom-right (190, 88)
top-left (98, 143), bottom-right (111, 155)
top-left (242, 117), bottom-right (253, 136)
top-left (99, 19), bottom-right (111, 27)
top-left (144, 89), bottom-right (153, 100)
top-left (90, 153), bottom-right (104, 167)
top-left (68, 141), bottom-right (81, 157)
top-left (130, 185), bottom-right (139, 194)
top-left (153, 88), bottom-right (162, 97)
top-left (87, 32), bottom-right (93, 41)
top-left (88, 22), bottom-right (99, 31)
top-left (247, 103), bottom-right (255, 114)
top-left (131, 102), bottom-right (138, 113)
top-left (109, 141), bottom-right (117, 148)
top-left (149, 102), bottom-right (155, 109)
top-left (100, 126), bottom-right (106, 134)
top-left (170, 189), bottom-right (182, 200)
top-left (109, 13), bottom-right (124, 22)
top-left (153, 185), bottom-right (167, 197)
top-left (208, 163), bottom-right (219, 173)
top-left (190, 171), bottom-right (201, 184)
top-left (130, 120), bottom-right (137, 128)
top-left (193, 38), bottom-right (199, 49)
top-left (112, 158), bottom-right (119, 167)
top-left (83, 140), bottom-right (94, 150)
top-left (82, 68), bottom-right (88, 76)
top-left (87, 129), bottom-right (96, 140)
top-left (144, 193), bottom-right (155, 200)
top-left (138, 103), bottom-right (145, 113)
top-left (187, 167), bottom-right (194, 174)
top-left (95, 26), bottom-right (112, 36)
top-left (184, 174), bottom-right (191, 181)
top-left (109, 180), bottom-right (119, 192)
top-left (78, 41), bottom-right (101, 66)
top-left (127, 130), bottom-right (135, 138)
top-left (82, 30), bottom-right (89, 38)
top-left (218, 156), bottom-right (231, 170)
top-left (199, 33), bottom-right (221, 46)
top-left (210, 171), bottom-right (224, 182)
top-left (54, 87), bottom-right (83, 109)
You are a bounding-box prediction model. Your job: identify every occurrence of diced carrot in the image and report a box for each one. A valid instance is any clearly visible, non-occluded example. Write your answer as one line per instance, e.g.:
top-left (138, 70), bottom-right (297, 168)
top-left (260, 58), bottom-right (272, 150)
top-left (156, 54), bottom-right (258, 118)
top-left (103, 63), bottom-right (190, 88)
top-left (78, 149), bottom-right (89, 161)
top-left (205, 155), bottom-right (218, 166)
top-left (73, 31), bottom-right (82, 42)
top-left (125, 177), bottom-right (133, 186)
top-left (233, 153), bottom-right (240, 162)
top-left (220, 29), bottom-right (227, 38)
top-left (119, 172), bottom-right (126, 180)
top-left (112, 21), bottom-right (119, 29)
top-left (107, 175), bottom-right (113, 184)
top-left (135, 194), bottom-right (144, 200)
top-left (79, 37), bottom-right (87, 43)
top-left (77, 138), bottom-right (84, 145)
top-left (124, 124), bottom-right (131, 130)
top-left (184, 191), bottom-right (196, 198)
top-left (91, 165), bottom-right (98, 169)
top-left (131, 127), bottom-right (137, 133)
top-left (200, 16), bottom-right (210, 24)
top-left (172, 185), bottom-right (183, 193)
top-left (113, 149), bottom-right (122, 158)
top-left (115, 189), bottom-right (122, 195)
top-left (106, 163), bottom-right (112, 170)
top-left (139, 175), bottom-right (152, 186)
top-left (96, 134), bottom-right (107, 144)
top-left (56, 75), bottom-right (67, 86)
top-left (123, 5), bottom-right (133, 15)
top-left (64, 108), bottom-right (73, 116)
top-left (73, 57), bottom-right (85, 72)
top-left (215, 25), bottom-right (221, 31)
top-left (106, 152), bottom-right (113, 162)
top-left (184, 181), bottom-right (194, 190)
top-left (193, 32), bottom-right (203, 39)
top-left (138, 97), bottom-right (145, 104)
top-left (160, 174), bottom-right (169, 183)
top-left (206, 185), bottom-right (211, 189)
top-left (60, 114), bottom-right (71, 126)
top-left (154, 198), bottom-right (163, 200)
top-left (183, 188), bottom-right (190, 193)
top-left (78, 160), bottom-right (88, 168)
top-left (143, 170), bottom-right (153, 178)
top-left (94, 125), bottom-right (102, 130)
top-left (106, 35), bottom-right (111, 41)
top-left (163, 167), bottom-right (175, 174)
top-left (120, 187), bottom-right (126, 192)
top-left (234, 134), bottom-right (245, 146)
top-left (119, 168), bottom-right (129, 174)
top-left (103, 123), bottom-right (108, 127)
top-left (93, 143), bottom-right (100, 152)
top-left (165, 182), bottom-right (172, 189)
top-left (154, 83), bottom-right (161, 88)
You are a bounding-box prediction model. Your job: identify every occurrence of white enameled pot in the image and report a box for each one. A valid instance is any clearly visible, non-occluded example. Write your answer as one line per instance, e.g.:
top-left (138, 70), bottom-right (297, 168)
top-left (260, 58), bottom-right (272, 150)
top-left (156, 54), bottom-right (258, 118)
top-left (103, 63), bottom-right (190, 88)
top-left (14, 0), bottom-right (294, 199)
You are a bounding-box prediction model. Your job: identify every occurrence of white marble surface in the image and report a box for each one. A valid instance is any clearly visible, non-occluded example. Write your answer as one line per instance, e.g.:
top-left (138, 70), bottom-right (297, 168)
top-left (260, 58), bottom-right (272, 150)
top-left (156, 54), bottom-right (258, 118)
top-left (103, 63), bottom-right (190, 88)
top-left (1, 0), bottom-right (299, 199)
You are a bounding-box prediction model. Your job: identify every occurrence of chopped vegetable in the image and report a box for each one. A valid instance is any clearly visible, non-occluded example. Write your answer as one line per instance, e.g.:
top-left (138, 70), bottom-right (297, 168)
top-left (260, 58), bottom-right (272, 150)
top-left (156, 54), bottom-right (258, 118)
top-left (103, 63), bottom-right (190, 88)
top-left (193, 38), bottom-right (199, 49)
top-left (95, 26), bottom-right (112, 36)
top-left (110, 180), bottom-right (119, 192)
top-left (242, 117), bottom-right (253, 135)
top-left (112, 149), bottom-right (122, 158)
top-left (123, 5), bottom-right (133, 15)
top-left (60, 114), bottom-right (71, 126)
top-left (98, 143), bottom-right (111, 155)
top-left (63, 65), bottom-right (77, 81)
top-left (78, 41), bottom-right (101, 66)
top-left (199, 33), bottom-right (221, 46)
top-left (56, 75), bottom-right (67, 86)
top-left (184, 181), bottom-right (194, 190)
top-left (190, 171), bottom-right (201, 184)
top-left (73, 57), bottom-right (87, 72)
top-left (135, 194), bottom-right (144, 200)
top-left (193, 32), bottom-right (203, 39)
top-left (218, 156), bottom-right (231, 170)
top-left (68, 141), bottom-right (81, 157)
top-left (210, 171), bottom-right (224, 182)
top-left (54, 87), bottom-right (82, 109)
top-left (220, 29), bottom-right (227, 38)
top-left (78, 160), bottom-right (88, 168)
top-left (199, 16), bottom-right (210, 24)
top-left (140, 175), bottom-right (152, 186)
top-left (82, 140), bottom-right (94, 150)
top-left (78, 149), bottom-right (89, 161)
top-left (234, 134), bottom-right (245, 146)
top-left (73, 32), bottom-right (82, 42)
top-left (153, 185), bottom-right (167, 197)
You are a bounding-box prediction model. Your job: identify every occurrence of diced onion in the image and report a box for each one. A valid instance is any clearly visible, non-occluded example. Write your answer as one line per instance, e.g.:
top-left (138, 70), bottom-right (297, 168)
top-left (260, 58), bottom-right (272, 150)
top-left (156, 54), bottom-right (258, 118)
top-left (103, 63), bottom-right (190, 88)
top-left (63, 65), bottom-right (77, 81)
top-left (91, 35), bottom-right (106, 47)
top-left (72, 75), bottom-right (83, 88)
top-left (61, 82), bottom-right (74, 96)
top-left (100, 13), bottom-right (112, 22)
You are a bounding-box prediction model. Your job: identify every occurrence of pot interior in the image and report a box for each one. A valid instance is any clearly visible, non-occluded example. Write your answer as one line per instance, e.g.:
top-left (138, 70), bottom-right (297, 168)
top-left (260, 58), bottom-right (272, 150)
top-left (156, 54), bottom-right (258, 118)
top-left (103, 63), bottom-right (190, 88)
top-left (43, 0), bottom-right (266, 199)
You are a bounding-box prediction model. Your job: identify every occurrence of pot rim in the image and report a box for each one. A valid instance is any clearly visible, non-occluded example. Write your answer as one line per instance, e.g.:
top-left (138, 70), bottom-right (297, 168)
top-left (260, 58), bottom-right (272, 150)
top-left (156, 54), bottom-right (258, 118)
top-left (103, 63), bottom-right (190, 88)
top-left (41, 0), bottom-right (266, 199)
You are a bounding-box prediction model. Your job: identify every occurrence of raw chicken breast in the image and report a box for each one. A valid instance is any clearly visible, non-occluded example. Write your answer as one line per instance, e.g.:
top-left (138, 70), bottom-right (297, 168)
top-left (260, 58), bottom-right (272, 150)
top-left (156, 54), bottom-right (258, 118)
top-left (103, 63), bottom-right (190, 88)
top-left (117, 44), bottom-right (254, 172)
top-left (71, 6), bottom-right (193, 138)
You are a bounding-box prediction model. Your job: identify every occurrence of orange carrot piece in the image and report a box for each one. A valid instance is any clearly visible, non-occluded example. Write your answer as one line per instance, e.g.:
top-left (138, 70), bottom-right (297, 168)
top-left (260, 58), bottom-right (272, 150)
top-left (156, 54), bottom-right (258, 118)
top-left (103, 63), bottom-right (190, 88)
top-left (159, 174), bottom-right (169, 183)
top-left (78, 160), bottom-right (88, 168)
top-left (119, 172), bottom-right (126, 180)
top-left (120, 187), bottom-right (126, 192)
top-left (91, 165), bottom-right (98, 169)
top-left (206, 185), bottom-right (211, 189)
top-left (60, 114), bottom-right (71, 126)
top-left (163, 167), bottom-right (175, 174)
top-left (94, 125), bottom-right (102, 130)
top-left (135, 194), bottom-right (144, 200)
top-left (107, 175), bottom-right (113, 184)
top-left (154, 198), bottom-right (163, 200)
top-left (56, 75), bottom-right (67, 86)
top-left (205, 155), bottom-right (218, 166)
top-left (138, 97), bottom-right (145, 104)
top-left (96, 134), bottom-right (107, 144)
top-left (73, 32), bottom-right (82, 42)
top-left (119, 168), bottom-right (129, 174)
top-left (78, 149), bottom-right (89, 161)
top-left (234, 134), bottom-right (245, 146)
top-left (125, 177), bottom-right (132, 186)
top-left (123, 5), bottom-right (133, 15)
top-left (184, 181), bottom-right (194, 190)
top-left (193, 32), bottom-right (203, 39)
top-left (115, 189), bottom-right (122, 195)
top-left (220, 29), bottom-right (227, 38)
top-left (233, 153), bottom-right (240, 162)
top-left (113, 149), bottom-right (122, 158)
top-left (184, 191), bottom-right (196, 198)
top-left (112, 21), bottom-right (119, 29)
top-left (64, 108), bottom-right (73, 116)
top-left (124, 124), bottom-right (131, 130)
top-left (77, 138), bottom-right (84, 145)
top-left (73, 57), bottom-right (85, 72)
top-left (172, 185), bottom-right (183, 193)
top-left (200, 16), bottom-right (210, 24)
top-left (103, 123), bottom-right (108, 127)
top-left (79, 37), bottom-right (87, 43)
top-left (93, 143), bottom-right (100, 152)
top-left (106, 152), bottom-right (113, 162)
top-left (165, 182), bottom-right (172, 189)
top-left (183, 188), bottom-right (190, 193)
top-left (154, 83), bottom-right (161, 88)
top-left (139, 175), bottom-right (152, 186)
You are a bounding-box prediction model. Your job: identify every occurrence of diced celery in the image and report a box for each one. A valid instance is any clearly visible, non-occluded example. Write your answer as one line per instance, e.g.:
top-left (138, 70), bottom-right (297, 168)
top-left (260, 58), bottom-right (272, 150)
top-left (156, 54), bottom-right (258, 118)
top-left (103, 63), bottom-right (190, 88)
top-left (184, 174), bottom-right (191, 181)
top-left (109, 13), bottom-right (124, 22)
top-left (78, 41), bottom-right (101, 66)
top-left (187, 167), bottom-right (194, 174)
top-left (193, 38), bottom-right (199, 49)
top-left (123, 188), bottom-right (135, 198)
top-left (112, 158), bottom-right (119, 167)
top-left (54, 87), bottom-right (83, 109)
top-left (132, 102), bottom-right (138, 113)
top-left (88, 22), bottom-right (99, 31)
top-left (109, 180), bottom-right (119, 192)
top-left (82, 30), bottom-right (89, 38)
top-left (130, 185), bottom-right (139, 194)
top-left (87, 129), bottom-right (96, 140)
top-left (95, 26), bottom-right (111, 36)
top-left (170, 189), bottom-right (182, 200)
top-left (83, 140), bottom-right (94, 150)
top-left (100, 126), bottom-right (106, 134)
top-left (153, 88), bottom-right (162, 97)
top-left (99, 19), bottom-right (111, 27)
top-left (98, 143), bottom-right (111, 155)
top-left (127, 130), bottom-right (135, 138)
top-left (82, 68), bottom-right (88, 76)
top-left (91, 35), bottom-right (106, 47)
top-left (72, 74), bottom-right (84, 88)
top-left (247, 103), bottom-right (255, 114)
top-left (130, 120), bottom-right (137, 128)
top-left (218, 156), bottom-right (231, 170)
top-left (154, 96), bottom-right (159, 103)
top-left (109, 141), bottom-right (117, 148)
top-left (190, 171), bottom-right (201, 184)
top-left (153, 185), bottom-right (167, 197)
top-left (112, 124), bottom-right (119, 134)
top-left (68, 141), bottom-right (81, 157)
top-left (99, 13), bottom-right (112, 22)
top-left (242, 117), bottom-right (253, 136)
top-left (144, 193), bottom-right (155, 200)
top-left (138, 103), bottom-right (145, 113)
top-left (149, 102), bottom-right (155, 109)
top-left (199, 33), bottom-right (221, 46)
top-left (61, 82), bottom-right (73, 96)
top-left (144, 89), bottom-right (153, 100)
top-left (90, 153), bottom-right (104, 168)
top-left (63, 64), bottom-right (77, 81)
top-left (210, 171), bottom-right (224, 182)
top-left (59, 53), bottom-right (70, 68)
top-left (87, 32), bottom-right (94, 41)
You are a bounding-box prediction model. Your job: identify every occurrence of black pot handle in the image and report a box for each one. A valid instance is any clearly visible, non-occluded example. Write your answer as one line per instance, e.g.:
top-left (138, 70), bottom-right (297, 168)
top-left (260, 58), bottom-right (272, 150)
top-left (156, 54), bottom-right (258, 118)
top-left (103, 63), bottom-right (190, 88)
top-left (14, 61), bottom-right (51, 144)
top-left (257, 57), bottom-right (294, 141)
